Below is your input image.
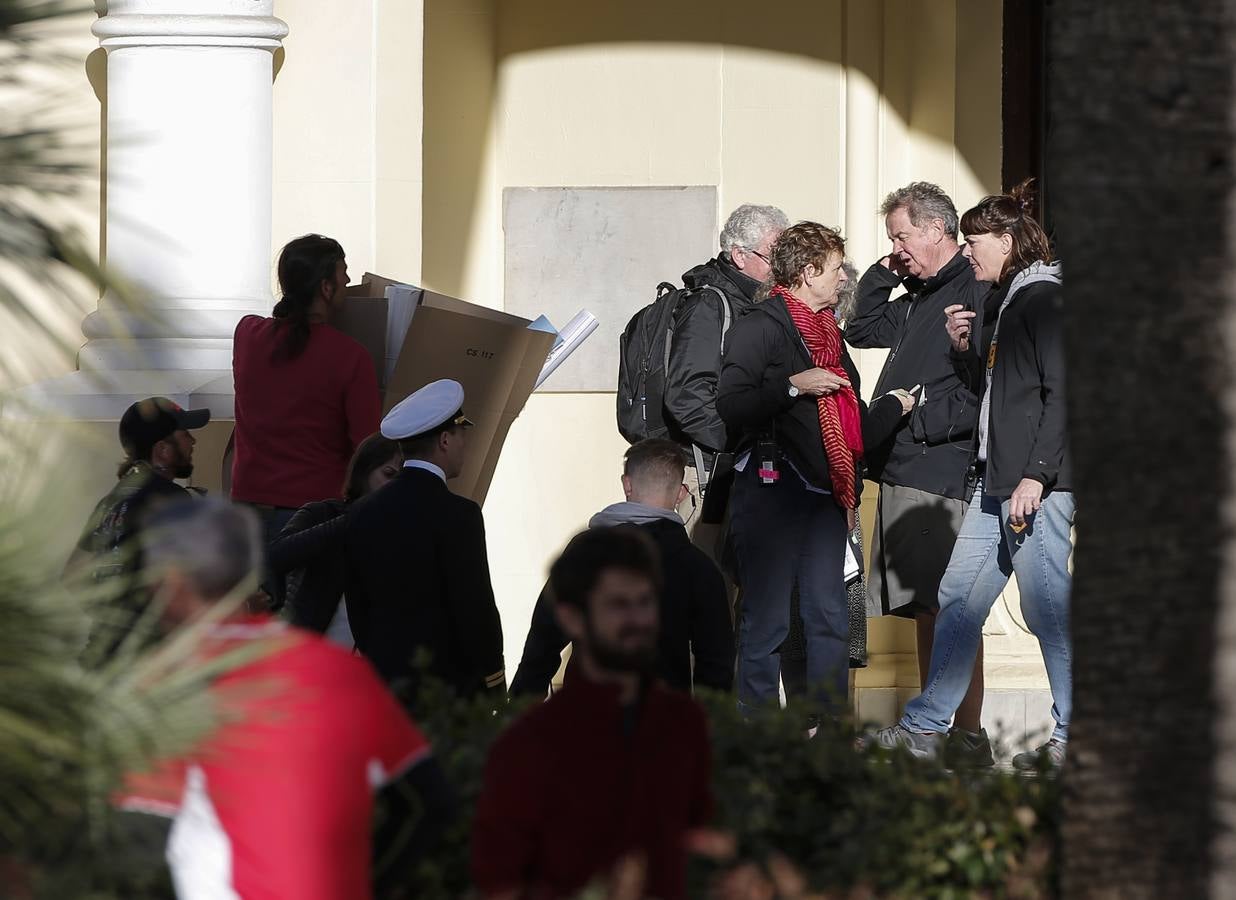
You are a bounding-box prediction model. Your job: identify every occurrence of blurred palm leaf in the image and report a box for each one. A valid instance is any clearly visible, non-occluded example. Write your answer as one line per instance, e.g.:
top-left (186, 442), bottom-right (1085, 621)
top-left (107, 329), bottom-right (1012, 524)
top-left (0, 2), bottom-right (246, 896)
top-left (0, 0), bottom-right (150, 392)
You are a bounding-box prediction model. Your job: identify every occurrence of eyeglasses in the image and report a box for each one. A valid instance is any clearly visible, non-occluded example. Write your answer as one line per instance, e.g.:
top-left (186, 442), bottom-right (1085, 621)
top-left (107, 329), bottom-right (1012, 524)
top-left (745, 248), bottom-right (771, 264)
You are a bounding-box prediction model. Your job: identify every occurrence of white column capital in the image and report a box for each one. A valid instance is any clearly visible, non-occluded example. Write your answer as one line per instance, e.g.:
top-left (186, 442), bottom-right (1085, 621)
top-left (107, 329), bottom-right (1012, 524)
top-left (94, 1), bottom-right (287, 50)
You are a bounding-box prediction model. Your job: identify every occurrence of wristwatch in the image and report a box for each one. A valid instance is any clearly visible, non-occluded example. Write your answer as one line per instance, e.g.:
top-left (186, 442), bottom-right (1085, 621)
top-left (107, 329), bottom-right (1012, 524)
top-left (787, 382), bottom-right (801, 399)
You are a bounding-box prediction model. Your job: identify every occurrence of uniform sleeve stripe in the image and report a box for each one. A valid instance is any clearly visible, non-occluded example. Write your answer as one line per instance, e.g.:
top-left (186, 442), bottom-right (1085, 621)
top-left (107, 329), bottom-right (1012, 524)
top-left (485, 670), bottom-right (507, 688)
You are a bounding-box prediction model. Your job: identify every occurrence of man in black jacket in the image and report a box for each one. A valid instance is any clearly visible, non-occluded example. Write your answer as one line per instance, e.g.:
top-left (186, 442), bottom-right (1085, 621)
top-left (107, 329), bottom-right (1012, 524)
top-left (665, 204), bottom-right (788, 547)
top-left (845, 183), bottom-right (994, 763)
top-left (344, 379), bottom-right (506, 703)
top-left (509, 439), bottom-right (734, 696)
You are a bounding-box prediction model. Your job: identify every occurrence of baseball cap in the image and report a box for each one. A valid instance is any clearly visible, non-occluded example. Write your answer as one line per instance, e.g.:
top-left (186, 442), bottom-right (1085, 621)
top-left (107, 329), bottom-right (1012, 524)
top-left (119, 397), bottom-right (211, 460)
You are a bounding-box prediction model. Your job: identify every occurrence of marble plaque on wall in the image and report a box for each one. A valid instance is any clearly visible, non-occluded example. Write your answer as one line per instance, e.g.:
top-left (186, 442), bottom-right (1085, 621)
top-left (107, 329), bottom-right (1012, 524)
top-left (503, 186), bottom-right (718, 392)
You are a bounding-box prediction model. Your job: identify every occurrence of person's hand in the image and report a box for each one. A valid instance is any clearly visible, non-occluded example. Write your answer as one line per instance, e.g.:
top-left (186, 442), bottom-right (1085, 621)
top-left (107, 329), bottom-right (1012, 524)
top-left (879, 254), bottom-right (910, 277)
top-left (790, 368), bottom-right (849, 397)
top-left (886, 384), bottom-right (921, 415)
top-left (944, 304), bottom-right (976, 352)
top-left (1008, 478), bottom-right (1044, 530)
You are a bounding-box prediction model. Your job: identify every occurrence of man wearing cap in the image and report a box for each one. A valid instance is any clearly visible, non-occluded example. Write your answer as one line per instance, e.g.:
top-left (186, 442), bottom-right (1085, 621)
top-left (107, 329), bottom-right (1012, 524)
top-left (344, 379), bottom-right (507, 701)
top-left (66, 397), bottom-right (211, 652)
top-left (69, 397), bottom-right (211, 584)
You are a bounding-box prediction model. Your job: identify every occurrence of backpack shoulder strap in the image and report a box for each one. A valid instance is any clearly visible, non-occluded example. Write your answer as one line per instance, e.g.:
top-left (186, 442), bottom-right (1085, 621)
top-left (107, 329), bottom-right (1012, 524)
top-left (696, 284), bottom-right (732, 353)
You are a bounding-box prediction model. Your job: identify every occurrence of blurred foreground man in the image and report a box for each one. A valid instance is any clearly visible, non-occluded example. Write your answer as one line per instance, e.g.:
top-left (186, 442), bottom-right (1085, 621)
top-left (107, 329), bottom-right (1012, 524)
top-left (118, 499), bottom-right (452, 900)
top-left (473, 528), bottom-right (713, 900)
top-left (345, 378), bottom-right (506, 700)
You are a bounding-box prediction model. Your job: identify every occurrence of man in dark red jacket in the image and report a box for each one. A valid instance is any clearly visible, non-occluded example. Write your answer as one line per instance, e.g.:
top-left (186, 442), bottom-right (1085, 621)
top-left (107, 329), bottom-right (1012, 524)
top-left (472, 527), bottom-right (713, 900)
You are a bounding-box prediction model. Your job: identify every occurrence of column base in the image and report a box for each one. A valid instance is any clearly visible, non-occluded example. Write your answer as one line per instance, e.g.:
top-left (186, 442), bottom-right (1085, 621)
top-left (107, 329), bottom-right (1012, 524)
top-left (4, 369), bottom-right (235, 420)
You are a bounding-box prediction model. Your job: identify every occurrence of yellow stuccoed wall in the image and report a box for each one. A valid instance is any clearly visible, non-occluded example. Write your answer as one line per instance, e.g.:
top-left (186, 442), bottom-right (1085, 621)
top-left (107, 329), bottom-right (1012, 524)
top-left (394, 0), bottom-right (1040, 723)
top-left (34, 1), bottom-right (1051, 737)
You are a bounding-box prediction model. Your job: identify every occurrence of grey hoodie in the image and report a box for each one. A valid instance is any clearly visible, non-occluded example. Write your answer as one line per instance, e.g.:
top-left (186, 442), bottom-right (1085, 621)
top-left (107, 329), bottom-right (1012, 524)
top-left (587, 501), bottom-right (684, 529)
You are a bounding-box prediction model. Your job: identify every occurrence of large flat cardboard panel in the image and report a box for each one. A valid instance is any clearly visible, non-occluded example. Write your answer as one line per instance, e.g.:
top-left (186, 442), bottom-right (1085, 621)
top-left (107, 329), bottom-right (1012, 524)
top-left (503, 185), bottom-right (718, 392)
top-left (421, 289), bottom-right (527, 326)
top-left (336, 274), bottom-right (555, 505)
top-left (469, 325), bottom-right (557, 504)
top-left (331, 297), bottom-right (388, 388)
top-left (384, 304), bottom-right (555, 503)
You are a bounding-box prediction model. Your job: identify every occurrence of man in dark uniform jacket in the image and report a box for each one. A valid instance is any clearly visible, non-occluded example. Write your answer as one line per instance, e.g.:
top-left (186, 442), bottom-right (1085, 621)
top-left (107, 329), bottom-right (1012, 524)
top-left (344, 378), bottom-right (506, 701)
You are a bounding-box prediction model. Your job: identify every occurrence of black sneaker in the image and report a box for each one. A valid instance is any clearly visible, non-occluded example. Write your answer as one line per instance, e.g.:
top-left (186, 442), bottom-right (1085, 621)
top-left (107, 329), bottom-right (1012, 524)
top-left (945, 727), bottom-right (996, 768)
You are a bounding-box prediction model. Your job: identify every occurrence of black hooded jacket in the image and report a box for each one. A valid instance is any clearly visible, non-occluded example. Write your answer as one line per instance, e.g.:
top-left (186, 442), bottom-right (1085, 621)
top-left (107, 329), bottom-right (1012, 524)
top-left (664, 254), bottom-right (763, 453)
top-left (845, 252), bottom-right (992, 500)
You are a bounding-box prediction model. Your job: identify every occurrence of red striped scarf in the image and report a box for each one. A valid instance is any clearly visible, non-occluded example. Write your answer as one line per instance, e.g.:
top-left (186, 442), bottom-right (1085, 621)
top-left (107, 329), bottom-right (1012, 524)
top-left (773, 285), bottom-right (864, 509)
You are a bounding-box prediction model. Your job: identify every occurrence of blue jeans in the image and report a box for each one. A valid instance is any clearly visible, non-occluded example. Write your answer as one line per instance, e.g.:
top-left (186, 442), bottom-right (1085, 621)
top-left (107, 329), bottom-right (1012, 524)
top-left (729, 464), bottom-right (849, 716)
top-left (901, 479), bottom-right (1074, 742)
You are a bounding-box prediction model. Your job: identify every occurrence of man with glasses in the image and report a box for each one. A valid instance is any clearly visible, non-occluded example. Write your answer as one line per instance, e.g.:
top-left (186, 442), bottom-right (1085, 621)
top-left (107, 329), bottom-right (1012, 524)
top-left (664, 203), bottom-right (788, 553)
top-left (509, 438), bottom-right (733, 697)
top-left (344, 379), bottom-right (507, 701)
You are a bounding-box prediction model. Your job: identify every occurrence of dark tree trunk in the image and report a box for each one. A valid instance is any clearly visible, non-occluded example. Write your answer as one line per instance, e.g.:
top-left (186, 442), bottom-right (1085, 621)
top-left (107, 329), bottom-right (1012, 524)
top-left (1050, 1), bottom-right (1234, 896)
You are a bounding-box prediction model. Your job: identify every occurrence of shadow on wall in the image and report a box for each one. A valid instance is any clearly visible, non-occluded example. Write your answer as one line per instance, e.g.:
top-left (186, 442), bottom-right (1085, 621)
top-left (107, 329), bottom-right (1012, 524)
top-left (422, 0), bottom-right (997, 300)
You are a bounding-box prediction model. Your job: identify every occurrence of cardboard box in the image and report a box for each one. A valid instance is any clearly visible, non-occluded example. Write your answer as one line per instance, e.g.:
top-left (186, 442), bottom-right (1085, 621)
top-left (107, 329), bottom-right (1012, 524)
top-left (336, 274), bottom-right (556, 505)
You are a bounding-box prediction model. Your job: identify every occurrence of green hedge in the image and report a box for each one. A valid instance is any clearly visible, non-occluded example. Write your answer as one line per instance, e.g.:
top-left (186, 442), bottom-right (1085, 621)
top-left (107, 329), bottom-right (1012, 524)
top-left (405, 681), bottom-right (1059, 899)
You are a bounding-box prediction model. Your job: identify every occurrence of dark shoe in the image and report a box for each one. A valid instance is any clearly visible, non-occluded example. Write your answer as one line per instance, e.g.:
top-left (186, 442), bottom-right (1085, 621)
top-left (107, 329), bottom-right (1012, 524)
top-left (945, 727), bottom-right (996, 768)
top-left (857, 723), bottom-right (943, 760)
top-left (1012, 738), bottom-right (1066, 771)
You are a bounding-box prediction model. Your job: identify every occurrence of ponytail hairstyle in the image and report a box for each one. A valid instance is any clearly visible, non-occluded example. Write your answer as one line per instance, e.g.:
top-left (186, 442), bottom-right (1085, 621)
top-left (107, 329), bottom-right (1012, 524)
top-left (271, 234), bottom-right (345, 361)
top-left (959, 179), bottom-right (1053, 282)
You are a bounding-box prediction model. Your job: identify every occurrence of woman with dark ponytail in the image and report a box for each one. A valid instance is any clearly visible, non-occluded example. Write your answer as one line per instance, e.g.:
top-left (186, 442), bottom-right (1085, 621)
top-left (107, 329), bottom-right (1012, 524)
top-left (231, 235), bottom-right (382, 546)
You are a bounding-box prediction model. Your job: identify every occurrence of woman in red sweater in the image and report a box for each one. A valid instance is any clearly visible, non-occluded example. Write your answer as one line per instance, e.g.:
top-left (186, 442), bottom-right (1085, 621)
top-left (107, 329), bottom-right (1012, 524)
top-left (231, 234), bottom-right (381, 543)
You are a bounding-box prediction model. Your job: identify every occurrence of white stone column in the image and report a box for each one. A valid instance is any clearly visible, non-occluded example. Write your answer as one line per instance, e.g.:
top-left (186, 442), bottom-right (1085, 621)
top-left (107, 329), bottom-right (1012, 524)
top-left (11, 0), bottom-right (286, 418)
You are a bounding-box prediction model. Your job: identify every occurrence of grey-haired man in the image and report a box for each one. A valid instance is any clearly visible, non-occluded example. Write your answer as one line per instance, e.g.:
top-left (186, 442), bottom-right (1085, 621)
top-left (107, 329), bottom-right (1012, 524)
top-left (845, 182), bottom-right (993, 765)
top-left (664, 203), bottom-right (789, 556)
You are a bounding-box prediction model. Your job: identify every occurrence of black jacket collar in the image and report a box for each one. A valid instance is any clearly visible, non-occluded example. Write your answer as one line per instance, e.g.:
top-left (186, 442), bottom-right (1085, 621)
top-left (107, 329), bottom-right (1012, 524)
top-left (910, 249), bottom-right (971, 297)
top-left (682, 254), bottom-right (762, 303)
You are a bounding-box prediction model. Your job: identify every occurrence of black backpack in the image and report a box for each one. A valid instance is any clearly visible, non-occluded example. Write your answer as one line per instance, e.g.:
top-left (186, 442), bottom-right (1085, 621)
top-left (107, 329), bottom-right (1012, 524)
top-left (616, 282), bottom-right (729, 444)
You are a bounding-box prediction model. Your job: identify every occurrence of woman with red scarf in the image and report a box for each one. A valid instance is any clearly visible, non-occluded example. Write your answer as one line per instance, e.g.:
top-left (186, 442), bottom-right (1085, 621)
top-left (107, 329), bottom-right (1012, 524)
top-left (719, 222), bottom-right (907, 717)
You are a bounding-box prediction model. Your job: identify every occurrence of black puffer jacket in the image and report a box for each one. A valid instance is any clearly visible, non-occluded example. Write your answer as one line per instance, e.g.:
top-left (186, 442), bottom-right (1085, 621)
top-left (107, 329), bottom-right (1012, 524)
top-left (664, 254), bottom-right (763, 453)
top-left (268, 499), bottom-right (347, 633)
top-left (845, 251), bottom-right (992, 500)
top-left (718, 295), bottom-right (899, 494)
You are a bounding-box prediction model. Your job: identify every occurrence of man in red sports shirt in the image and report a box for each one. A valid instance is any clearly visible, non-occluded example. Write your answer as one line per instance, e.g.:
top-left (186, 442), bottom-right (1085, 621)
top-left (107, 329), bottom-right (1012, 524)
top-left (472, 527), bottom-right (714, 900)
top-left (118, 499), bottom-right (452, 900)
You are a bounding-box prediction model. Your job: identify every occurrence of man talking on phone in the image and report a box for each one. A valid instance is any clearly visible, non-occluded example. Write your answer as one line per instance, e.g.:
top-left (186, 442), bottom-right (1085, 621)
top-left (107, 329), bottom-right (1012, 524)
top-left (845, 182), bottom-right (994, 766)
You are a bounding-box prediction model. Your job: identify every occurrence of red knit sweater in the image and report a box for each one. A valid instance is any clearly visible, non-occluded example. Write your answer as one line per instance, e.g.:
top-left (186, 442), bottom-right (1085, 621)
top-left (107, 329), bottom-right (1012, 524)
top-left (472, 674), bottom-right (713, 899)
top-left (231, 315), bottom-right (381, 508)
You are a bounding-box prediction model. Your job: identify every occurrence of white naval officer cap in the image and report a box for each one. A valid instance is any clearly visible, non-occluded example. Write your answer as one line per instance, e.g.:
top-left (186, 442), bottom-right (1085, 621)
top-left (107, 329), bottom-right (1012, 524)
top-left (381, 378), bottom-right (475, 440)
